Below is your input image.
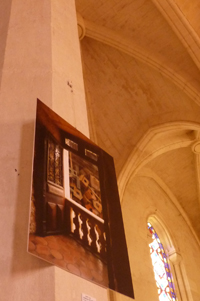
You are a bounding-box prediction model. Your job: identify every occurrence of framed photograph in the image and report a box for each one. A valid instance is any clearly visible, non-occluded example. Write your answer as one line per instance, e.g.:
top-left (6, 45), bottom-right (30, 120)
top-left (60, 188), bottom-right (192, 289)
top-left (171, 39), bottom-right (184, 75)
top-left (28, 99), bottom-right (134, 299)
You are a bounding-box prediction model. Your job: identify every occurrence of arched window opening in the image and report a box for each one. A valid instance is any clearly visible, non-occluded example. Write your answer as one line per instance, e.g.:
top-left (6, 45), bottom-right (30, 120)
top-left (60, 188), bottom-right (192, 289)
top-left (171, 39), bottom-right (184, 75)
top-left (147, 222), bottom-right (177, 301)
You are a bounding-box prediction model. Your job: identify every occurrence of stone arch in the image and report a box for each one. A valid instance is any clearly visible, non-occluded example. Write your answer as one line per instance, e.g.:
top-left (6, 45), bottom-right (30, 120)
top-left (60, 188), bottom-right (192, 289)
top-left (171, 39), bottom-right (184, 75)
top-left (146, 211), bottom-right (193, 301)
top-left (119, 169), bottom-right (200, 301)
top-left (118, 121), bottom-right (200, 301)
top-left (138, 168), bottom-right (200, 248)
top-left (118, 121), bottom-right (200, 200)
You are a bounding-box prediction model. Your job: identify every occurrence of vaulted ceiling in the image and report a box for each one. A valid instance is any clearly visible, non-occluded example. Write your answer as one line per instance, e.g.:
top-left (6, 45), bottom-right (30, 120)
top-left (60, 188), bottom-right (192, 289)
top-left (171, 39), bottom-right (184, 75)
top-left (75, 0), bottom-right (200, 245)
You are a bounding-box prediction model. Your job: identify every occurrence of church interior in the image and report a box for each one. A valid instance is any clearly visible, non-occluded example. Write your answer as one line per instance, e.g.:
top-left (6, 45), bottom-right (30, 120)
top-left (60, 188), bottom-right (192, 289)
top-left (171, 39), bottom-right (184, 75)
top-left (0, 0), bottom-right (200, 301)
top-left (76, 1), bottom-right (200, 299)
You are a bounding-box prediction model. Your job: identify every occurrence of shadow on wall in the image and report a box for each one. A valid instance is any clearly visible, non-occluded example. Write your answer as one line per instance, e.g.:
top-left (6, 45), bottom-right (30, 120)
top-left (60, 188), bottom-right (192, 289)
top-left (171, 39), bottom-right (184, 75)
top-left (0, 1), bottom-right (12, 90)
top-left (11, 122), bottom-right (54, 275)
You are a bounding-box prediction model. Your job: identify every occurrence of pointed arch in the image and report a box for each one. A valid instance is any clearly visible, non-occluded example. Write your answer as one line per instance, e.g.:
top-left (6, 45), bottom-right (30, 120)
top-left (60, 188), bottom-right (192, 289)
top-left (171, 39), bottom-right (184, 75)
top-left (118, 121), bottom-right (200, 201)
top-left (147, 213), bottom-right (193, 301)
top-left (147, 221), bottom-right (177, 301)
top-left (118, 121), bottom-right (200, 248)
top-left (137, 168), bottom-right (200, 248)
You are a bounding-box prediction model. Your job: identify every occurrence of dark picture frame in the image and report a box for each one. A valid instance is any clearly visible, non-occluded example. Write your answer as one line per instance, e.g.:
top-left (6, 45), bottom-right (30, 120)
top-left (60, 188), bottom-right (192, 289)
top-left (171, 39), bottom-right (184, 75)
top-left (28, 99), bottom-right (134, 299)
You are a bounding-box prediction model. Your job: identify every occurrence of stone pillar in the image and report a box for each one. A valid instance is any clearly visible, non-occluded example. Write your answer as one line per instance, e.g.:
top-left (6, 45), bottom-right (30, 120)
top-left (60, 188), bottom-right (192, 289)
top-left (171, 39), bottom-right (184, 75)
top-left (169, 252), bottom-right (190, 301)
top-left (51, 0), bottom-right (89, 135)
top-left (0, 0), bottom-right (107, 300)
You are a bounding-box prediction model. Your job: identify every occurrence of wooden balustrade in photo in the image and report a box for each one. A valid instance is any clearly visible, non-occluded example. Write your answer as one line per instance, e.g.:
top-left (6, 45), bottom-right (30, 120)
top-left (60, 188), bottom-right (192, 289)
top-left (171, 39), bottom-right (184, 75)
top-left (65, 199), bottom-right (107, 262)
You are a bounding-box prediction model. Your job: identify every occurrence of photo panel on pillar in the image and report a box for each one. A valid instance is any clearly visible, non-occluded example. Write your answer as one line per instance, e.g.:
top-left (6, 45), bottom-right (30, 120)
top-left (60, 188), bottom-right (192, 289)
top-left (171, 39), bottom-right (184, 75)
top-left (28, 99), bottom-right (134, 299)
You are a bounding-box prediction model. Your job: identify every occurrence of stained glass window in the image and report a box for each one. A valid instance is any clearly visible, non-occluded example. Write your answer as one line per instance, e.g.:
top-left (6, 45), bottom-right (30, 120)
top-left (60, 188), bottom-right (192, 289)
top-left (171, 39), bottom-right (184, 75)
top-left (147, 222), bottom-right (177, 301)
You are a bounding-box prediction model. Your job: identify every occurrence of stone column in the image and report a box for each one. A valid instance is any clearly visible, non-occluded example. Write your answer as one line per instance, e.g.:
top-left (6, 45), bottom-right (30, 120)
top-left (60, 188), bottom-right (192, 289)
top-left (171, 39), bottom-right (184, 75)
top-left (0, 0), bottom-right (107, 300)
top-left (169, 252), bottom-right (190, 301)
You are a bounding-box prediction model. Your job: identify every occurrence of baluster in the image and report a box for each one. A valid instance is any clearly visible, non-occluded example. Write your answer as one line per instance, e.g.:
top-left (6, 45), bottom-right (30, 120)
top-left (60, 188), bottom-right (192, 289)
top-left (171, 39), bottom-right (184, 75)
top-left (73, 208), bottom-right (80, 238)
top-left (70, 208), bottom-right (75, 233)
top-left (97, 224), bottom-right (107, 257)
top-left (86, 219), bottom-right (92, 246)
top-left (94, 225), bottom-right (101, 253)
top-left (78, 213), bottom-right (83, 239)
top-left (89, 221), bottom-right (97, 252)
top-left (81, 215), bottom-right (88, 246)
top-left (103, 231), bottom-right (107, 254)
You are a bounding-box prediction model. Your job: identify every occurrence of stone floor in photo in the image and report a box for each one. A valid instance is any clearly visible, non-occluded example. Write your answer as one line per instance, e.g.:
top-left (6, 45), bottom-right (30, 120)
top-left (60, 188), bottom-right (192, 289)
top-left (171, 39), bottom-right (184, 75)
top-left (28, 234), bottom-right (108, 287)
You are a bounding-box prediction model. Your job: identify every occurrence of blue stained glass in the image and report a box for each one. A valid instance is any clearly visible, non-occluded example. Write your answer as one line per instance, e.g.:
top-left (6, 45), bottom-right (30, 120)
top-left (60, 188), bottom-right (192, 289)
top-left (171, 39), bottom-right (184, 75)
top-left (147, 222), bottom-right (177, 301)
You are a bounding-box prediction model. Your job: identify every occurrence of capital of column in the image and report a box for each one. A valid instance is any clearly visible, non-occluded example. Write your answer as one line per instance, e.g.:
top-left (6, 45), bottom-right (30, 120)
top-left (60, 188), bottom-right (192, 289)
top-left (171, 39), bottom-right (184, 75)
top-left (168, 251), bottom-right (182, 265)
top-left (192, 140), bottom-right (200, 154)
top-left (77, 12), bottom-right (86, 40)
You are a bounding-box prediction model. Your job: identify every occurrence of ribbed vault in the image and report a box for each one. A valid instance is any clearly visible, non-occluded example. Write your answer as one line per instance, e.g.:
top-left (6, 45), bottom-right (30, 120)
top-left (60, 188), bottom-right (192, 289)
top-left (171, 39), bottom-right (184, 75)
top-left (75, 0), bottom-right (200, 247)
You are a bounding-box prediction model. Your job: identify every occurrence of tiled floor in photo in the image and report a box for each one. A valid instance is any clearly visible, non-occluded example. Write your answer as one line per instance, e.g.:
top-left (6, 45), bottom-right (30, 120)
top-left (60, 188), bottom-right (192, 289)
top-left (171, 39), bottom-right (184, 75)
top-left (28, 234), bottom-right (108, 287)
